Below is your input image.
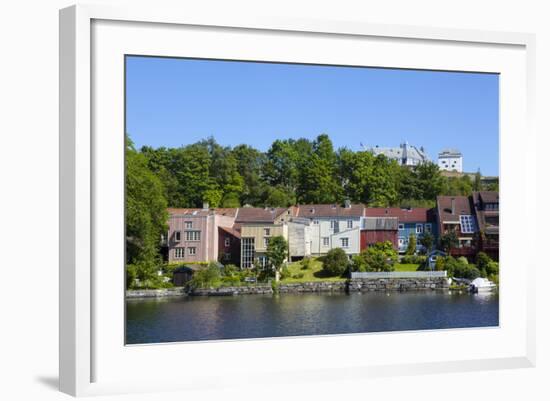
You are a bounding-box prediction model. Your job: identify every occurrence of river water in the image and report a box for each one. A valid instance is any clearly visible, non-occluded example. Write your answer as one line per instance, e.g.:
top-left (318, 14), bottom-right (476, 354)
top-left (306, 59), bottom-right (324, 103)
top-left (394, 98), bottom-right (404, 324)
top-left (126, 291), bottom-right (499, 344)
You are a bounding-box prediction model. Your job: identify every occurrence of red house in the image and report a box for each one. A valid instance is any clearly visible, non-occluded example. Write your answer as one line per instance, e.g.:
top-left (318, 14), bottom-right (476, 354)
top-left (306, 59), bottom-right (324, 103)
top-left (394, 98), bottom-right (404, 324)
top-left (218, 226), bottom-right (241, 266)
top-left (360, 216), bottom-right (399, 251)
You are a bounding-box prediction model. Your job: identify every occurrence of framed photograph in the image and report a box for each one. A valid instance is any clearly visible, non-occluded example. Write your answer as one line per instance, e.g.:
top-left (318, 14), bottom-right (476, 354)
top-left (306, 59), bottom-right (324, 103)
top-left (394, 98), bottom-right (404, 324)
top-left (59, 4), bottom-right (536, 396)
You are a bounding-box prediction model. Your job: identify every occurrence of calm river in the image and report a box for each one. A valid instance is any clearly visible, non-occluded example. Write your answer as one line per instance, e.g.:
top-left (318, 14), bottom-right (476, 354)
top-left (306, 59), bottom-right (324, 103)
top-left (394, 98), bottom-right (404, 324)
top-left (126, 291), bottom-right (499, 344)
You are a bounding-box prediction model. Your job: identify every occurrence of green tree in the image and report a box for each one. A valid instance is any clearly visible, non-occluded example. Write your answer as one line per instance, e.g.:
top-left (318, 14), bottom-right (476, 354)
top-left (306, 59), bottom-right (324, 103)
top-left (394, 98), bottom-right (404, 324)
top-left (406, 233), bottom-right (417, 255)
top-left (419, 232), bottom-right (434, 253)
top-left (126, 137), bottom-right (168, 265)
top-left (440, 230), bottom-right (459, 253)
top-left (323, 248), bottom-right (349, 276)
top-left (266, 236), bottom-right (288, 281)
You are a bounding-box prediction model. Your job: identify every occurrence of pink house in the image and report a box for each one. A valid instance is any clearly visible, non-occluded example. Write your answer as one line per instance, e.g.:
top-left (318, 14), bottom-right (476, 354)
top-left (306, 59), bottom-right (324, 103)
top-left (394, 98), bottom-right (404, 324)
top-left (167, 207), bottom-right (237, 263)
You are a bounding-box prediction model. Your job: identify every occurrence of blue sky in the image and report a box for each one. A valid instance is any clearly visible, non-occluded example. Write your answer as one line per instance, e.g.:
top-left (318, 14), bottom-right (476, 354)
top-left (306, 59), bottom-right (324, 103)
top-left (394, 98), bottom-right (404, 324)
top-left (126, 56), bottom-right (499, 176)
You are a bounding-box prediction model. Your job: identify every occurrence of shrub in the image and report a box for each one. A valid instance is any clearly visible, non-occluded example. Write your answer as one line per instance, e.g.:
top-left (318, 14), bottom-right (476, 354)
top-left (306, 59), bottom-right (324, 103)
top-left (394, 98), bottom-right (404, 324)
top-left (486, 261), bottom-right (499, 276)
top-left (405, 233), bottom-right (417, 255)
top-left (476, 252), bottom-right (492, 271)
top-left (189, 262), bottom-right (222, 288)
top-left (323, 248), bottom-right (349, 276)
top-left (457, 256), bottom-right (469, 266)
top-left (401, 255), bottom-right (427, 265)
top-left (292, 272), bottom-right (305, 279)
top-left (222, 264), bottom-right (239, 277)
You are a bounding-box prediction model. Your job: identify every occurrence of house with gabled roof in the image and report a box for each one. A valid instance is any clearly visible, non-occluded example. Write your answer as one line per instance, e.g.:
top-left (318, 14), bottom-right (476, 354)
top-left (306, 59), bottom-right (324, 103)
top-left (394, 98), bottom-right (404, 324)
top-left (236, 207), bottom-right (295, 268)
top-left (167, 206), bottom-right (237, 264)
top-left (364, 207), bottom-right (436, 253)
top-left (296, 201), bottom-right (363, 256)
top-left (472, 191), bottom-right (499, 260)
top-left (436, 196), bottom-right (478, 258)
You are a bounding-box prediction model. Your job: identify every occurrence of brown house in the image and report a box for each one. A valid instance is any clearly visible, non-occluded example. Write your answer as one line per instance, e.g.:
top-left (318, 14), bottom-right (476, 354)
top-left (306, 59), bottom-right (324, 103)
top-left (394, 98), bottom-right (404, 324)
top-left (218, 226), bottom-right (241, 266)
top-left (436, 196), bottom-right (478, 258)
top-left (473, 191), bottom-right (499, 260)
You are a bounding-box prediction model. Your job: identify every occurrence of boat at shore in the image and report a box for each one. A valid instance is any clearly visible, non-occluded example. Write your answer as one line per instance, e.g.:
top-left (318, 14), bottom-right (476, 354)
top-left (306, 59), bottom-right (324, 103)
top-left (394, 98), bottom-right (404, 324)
top-left (469, 277), bottom-right (497, 293)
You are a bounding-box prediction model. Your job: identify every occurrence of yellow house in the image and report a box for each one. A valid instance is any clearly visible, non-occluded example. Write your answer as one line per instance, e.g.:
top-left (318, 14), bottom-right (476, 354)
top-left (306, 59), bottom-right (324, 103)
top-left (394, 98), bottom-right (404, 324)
top-left (236, 207), bottom-right (294, 268)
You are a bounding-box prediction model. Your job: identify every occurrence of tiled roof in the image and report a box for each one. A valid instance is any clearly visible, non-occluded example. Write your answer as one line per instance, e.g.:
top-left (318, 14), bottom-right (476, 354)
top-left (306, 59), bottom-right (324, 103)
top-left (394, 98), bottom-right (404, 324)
top-left (364, 207), bottom-right (431, 223)
top-left (296, 204), bottom-right (364, 218)
top-left (235, 207), bottom-right (290, 223)
top-left (167, 208), bottom-right (238, 217)
top-left (219, 226), bottom-right (241, 238)
top-left (477, 191), bottom-right (499, 204)
top-left (363, 217), bottom-right (398, 230)
top-left (436, 196), bottom-right (475, 222)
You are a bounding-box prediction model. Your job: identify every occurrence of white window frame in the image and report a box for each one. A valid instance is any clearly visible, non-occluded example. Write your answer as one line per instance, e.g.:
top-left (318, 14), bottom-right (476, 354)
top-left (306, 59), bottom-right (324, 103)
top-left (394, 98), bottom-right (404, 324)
top-left (264, 228), bottom-right (271, 236)
top-left (185, 230), bottom-right (201, 241)
top-left (416, 224), bottom-right (423, 234)
top-left (322, 237), bottom-right (329, 247)
top-left (185, 221), bottom-right (193, 229)
top-left (425, 224), bottom-right (432, 233)
top-left (340, 237), bottom-right (349, 248)
top-left (224, 237), bottom-right (230, 247)
top-left (264, 237), bottom-right (270, 248)
top-left (398, 223), bottom-right (405, 230)
top-left (347, 219), bottom-right (353, 229)
top-left (188, 247), bottom-right (196, 255)
top-left (174, 247), bottom-right (185, 259)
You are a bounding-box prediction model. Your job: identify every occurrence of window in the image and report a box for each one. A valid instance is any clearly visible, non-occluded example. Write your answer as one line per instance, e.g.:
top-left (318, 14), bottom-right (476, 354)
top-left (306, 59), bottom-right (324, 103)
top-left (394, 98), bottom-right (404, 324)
top-left (264, 228), bottom-right (271, 236)
top-left (416, 224), bottom-right (423, 234)
top-left (224, 253), bottom-right (231, 261)
top-left (188, 247), bottom-right (196, 255)
top-left (313, 219), bottom-right (319, 225)
top-left (224, 237), bottom-right (230, 247)
top-left (322, 237), bottom-right (329, 247)
top-left (185, 221), bottom-right (193, 229)
top-left (398, 224), bottom-right (405, 230)
top-left (174, 231), bottom-right (181, 242)
top-left (174, 247), bottom-right (184, 258)
top-left (425, 224), bottom-right (432, 233)
top-left (241, 237), bottom-right (255, 268)
top-left (340, 238), bottom-right (349, 248)
top-left (264, 237), bottom-right (270, 248)
top-left (331, 220), bottom-right (339, 233)
top-left (185, 230), bottom-right (201, 241)
top-left (347, 220), bottom-right (353, 229)
top-left (398, 238), bottom-right (405, 246)
top-left (459, 215), bottom-right (476, 234)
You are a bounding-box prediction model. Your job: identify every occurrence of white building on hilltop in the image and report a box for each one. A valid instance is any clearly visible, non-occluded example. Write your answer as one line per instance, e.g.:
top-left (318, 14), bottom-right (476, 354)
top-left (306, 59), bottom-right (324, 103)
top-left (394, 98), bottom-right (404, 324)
top-left (438, 149), bottom-right (463, 172)
top-left (367, 142), bottom-right (429, 167)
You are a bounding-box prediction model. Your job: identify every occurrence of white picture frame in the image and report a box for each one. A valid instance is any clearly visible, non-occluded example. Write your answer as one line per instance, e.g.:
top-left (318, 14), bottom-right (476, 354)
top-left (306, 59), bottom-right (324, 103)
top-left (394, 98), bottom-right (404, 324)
top-left (59, 4), bottom-right (536, 397)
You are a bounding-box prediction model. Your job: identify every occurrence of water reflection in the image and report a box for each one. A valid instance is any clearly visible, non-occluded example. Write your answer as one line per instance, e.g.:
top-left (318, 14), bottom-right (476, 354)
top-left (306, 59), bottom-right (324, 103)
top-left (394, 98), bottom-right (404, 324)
top-left (126, 291), bottom-right (499, 344)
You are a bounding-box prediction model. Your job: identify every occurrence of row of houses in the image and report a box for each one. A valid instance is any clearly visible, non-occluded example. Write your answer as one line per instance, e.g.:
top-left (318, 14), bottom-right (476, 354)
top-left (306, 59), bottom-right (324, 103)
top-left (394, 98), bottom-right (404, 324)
top-left (165, 191), bottom-right (499, 268)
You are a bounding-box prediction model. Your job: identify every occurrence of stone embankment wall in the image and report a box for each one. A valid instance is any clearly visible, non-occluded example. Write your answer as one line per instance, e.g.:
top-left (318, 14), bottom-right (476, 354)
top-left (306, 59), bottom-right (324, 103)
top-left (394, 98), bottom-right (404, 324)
top-left (278, 281), bottom-right (346, 293)
top-left (126, 278), bottom-right (449, 298)
top-left (191, 285), bottom-right (273, 296)
top-left (126, 288), bottom-right (187, 298)
top-left (347, 277), bottom-right (449, 292)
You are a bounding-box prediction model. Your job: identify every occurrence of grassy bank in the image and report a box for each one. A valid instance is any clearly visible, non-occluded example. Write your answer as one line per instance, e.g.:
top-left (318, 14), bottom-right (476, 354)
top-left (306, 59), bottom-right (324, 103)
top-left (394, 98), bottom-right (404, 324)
top-left (281, 258), bottom-right (346, 283)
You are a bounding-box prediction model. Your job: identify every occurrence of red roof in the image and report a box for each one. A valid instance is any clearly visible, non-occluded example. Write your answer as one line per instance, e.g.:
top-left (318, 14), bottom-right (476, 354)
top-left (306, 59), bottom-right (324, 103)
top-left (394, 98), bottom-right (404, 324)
top-left (296, 204), bottom-right (364, 218)
top-left (167, 208), bottom-right (237, 217)
top-left (235, 207), bottom-right (290, 223)
top-left (219, 226), bottom-right (241, 238)
top-left (436, 196), bottom-right (475, 221)
top-left (364, 207), bottom-right (431, 223)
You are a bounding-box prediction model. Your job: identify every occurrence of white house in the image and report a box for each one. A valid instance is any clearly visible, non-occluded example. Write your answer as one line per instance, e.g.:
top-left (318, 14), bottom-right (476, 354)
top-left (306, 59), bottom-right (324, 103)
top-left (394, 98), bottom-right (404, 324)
top-left (296, 202), bottom-right (363, 257)
top-left (438, 149), bottom-right (463, 172)
top-left (367, 142), bottom-right (429, 167)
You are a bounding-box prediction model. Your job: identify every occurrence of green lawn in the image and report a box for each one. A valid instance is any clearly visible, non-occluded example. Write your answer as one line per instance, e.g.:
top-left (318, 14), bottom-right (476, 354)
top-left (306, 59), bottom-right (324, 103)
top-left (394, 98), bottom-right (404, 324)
top-left (281, 258), bottom-right (346, 283)
top-left (393, 263), bottom-right (420, 272)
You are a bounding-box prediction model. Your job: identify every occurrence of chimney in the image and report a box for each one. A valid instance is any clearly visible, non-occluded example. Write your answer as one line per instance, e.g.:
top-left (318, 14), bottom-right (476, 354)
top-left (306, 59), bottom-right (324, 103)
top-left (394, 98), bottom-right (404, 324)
top-left (344, 199), bottom-right (351, 208)
top-left (203, 202), bottom-right (209, 210)
top-left (451, 198), bottom-right (455, 215)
